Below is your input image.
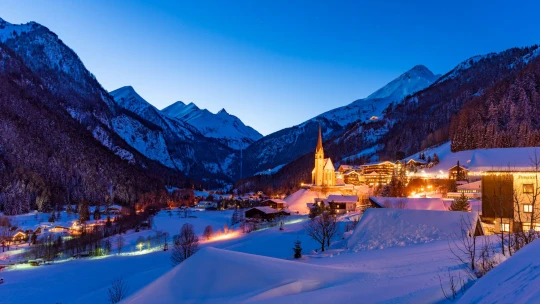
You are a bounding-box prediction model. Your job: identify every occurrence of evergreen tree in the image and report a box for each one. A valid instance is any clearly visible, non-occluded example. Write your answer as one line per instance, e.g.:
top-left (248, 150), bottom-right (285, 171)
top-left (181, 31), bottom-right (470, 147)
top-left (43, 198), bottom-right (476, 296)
top-left (293, 239), bottom-right (302, 259)
top-left (93, 203), bottom-right (101, 220)
top-left (433, 153), bottom-right (439, 164)
top-left (78, 200), bottom-right (90, 222)
top-left (449, 193), bottom-right (470, 211)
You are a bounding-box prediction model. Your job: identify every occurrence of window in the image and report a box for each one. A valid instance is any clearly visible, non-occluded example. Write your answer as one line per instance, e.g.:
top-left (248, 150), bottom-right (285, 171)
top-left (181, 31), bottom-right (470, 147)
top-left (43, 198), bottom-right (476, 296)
top-left (522, 223), bottom-right (540, 232)
top-left (524, 205), bottom-right (533, 213)
top-left (501, 223), bottom-right (510, 232)
top-left (523, 184), bottom-right (534, 194)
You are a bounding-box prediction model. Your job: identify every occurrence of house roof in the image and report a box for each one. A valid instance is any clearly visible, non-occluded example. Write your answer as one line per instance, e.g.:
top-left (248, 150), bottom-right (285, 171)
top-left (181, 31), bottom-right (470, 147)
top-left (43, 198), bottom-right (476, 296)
top-left (370, 197), bottom-right (447, 211)
top-left (324, 195), bottom-right (358, 203)
top-left (347, 208), bottom-right (482, 250)
top-left (264, 199), bottom-right (287, 205)
top-left (323, 158), bottom-right (335, 171)
top-left (249, 207), bottom-right (280, 214)
top-left (457, 180), bottom-right (482, 191)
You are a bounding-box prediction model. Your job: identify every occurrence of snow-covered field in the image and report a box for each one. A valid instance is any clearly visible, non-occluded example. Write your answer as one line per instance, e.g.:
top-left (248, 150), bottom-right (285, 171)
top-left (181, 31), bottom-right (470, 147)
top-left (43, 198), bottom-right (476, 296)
top-left (1, 207), bottom-right (527, 303)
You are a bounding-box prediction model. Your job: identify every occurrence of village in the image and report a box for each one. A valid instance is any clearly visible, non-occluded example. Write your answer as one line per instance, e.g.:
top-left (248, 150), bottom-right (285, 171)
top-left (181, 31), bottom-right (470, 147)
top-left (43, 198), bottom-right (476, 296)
top-left (2, 128), bottom-right (540, 302)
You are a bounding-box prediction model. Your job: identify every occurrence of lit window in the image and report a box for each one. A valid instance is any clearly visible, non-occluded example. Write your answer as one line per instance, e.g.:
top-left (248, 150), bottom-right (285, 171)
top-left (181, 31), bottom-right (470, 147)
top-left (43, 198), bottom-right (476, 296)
top-left (501, 223), bottom-right (510, 232)
top-left (523, 184), bottom-right (534, 194)
top-left (524, 205), bottom-right (533, 213)
top-left (523, 223), bottom-right (540, 232)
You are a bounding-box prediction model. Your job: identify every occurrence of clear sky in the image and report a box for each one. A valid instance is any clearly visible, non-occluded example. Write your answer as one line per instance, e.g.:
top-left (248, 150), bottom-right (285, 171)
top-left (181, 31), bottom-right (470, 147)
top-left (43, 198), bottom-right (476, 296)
top-left (1, 0), bottom-right (539, 135)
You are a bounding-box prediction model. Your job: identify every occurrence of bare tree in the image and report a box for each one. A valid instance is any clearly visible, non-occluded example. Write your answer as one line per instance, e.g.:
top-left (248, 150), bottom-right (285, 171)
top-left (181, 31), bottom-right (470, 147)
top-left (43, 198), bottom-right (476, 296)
top-left (115, 235), bottom-right (124, 254)
top-left (171, 223), bottom-right (199, 266)
top-left (305, 212), bottom-right (338, 252)
top-left (448, 215), bottom-right (478, 278)
top-left (107, 278), bottom-right (129, 303)
top-left (203, 225), bottom-right (213, 240)
top-left (438, 269), bottom-right (466, 301)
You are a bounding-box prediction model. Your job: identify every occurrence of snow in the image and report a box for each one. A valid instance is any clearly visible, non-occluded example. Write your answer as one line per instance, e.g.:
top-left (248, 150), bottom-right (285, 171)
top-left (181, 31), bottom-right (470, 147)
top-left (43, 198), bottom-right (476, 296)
top-left (347, 208), bottom-right (480, 250)
top-left (370, 196), bottom-right (447, 211)
top-left (458, 239), bottom-right (540, 303)
top-left (283, 189), bottom-right (341, 214)
top-left (125, 247), bottom-right (358, 303)
top-left (162, 101), bottom-right (262, 150)
top-left (255, 164), bottom-right (286, 176)
top-left (315, 65), bottom-right (439, 128)
top-left (2, 207), bottom-right (490, 304)
top-left (407, 142), bottom-right (540, 178)
top-left (111, 114), bottom-right (176, 168)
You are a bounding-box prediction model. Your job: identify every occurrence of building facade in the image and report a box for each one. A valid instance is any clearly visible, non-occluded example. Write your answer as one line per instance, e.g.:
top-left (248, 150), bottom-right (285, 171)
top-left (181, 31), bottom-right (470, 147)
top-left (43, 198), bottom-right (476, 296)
top-left (482, 171), bottom-right (540, 233)
top-left (312, 126), bottom-right (336, 186)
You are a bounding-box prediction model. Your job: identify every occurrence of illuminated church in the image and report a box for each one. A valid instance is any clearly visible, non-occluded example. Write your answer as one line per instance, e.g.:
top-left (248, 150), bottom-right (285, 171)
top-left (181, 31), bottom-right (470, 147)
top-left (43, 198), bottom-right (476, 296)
top-left (312, 126), bottom-right (336, 186)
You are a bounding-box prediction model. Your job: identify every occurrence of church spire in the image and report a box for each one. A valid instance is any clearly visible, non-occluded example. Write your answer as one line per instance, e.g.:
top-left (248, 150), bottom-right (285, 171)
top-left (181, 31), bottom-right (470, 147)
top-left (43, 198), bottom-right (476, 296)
top-left (316, 124), bottom-right (323, 153)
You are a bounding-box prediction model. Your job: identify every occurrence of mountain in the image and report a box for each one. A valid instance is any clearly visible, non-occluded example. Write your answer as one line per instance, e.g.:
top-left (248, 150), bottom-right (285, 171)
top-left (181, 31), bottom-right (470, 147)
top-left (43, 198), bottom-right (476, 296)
top-left (162, 101), bottom-right (262, 150)
top-left (241, 45), bottom-right (540, 195)
top-left (0, 17), bottom-right (236, 187)
top-left (239, 65), bottom-right (440, 177)
top-left (0, 42), bottom-right (186, 215)
top-left (109, 86), bottom-right (238, 184)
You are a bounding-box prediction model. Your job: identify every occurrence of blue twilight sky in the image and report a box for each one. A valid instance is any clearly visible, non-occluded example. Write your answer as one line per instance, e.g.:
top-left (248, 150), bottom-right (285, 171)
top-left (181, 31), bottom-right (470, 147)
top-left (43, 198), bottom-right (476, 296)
top-left (1, 0), bottom-right (539, 135)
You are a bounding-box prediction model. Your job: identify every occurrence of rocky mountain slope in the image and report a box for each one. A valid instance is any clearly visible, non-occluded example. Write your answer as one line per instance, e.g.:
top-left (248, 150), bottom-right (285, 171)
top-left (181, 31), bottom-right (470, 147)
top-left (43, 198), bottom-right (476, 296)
top-left (0, 17), bottom-right (237, 186)
top-left (162, 101), bottom-right (262, 150)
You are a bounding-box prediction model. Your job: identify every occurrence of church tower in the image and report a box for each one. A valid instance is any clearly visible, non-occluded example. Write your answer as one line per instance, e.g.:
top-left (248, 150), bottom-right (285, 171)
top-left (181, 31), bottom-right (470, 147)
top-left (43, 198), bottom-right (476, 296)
top-left (311, 125), bottom-right (336, 187)
top-left (313, 125), bottom-right (325, 186)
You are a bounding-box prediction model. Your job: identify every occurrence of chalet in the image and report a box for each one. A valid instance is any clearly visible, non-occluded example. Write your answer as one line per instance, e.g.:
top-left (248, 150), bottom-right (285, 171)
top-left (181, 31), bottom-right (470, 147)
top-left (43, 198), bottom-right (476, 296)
top-left (360, 161), bottom-right (397, 185)
top-left (262, 199), bottom-right (287, 210)
top-left (338, 165), bottom-right (356, 173)
top-left (447, 180), bottom-right (482, 199)
top-left (245, 207), bottom-right (290, 221)
top-left (107, 205), bottom-right (122, 215)
top-left (49, 226), bottom-right (70, 233)
top-left (195, 201), bottom-right (218, 209)
top-left (448, 164), bottom-right (469, 180)
top-left (343, 170), bottom-right (362, 185)
top-left (324, 195), bottom-right (358, 214)
top-left (406, 159), bottom-right (427, 169)
top-left (11, 230), bottom-right (28, 243)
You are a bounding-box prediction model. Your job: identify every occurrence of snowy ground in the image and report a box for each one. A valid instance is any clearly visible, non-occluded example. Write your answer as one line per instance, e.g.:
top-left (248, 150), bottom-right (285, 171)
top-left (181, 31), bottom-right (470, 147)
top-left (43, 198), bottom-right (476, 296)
top-left (0, 208), bottom-right (505, 303)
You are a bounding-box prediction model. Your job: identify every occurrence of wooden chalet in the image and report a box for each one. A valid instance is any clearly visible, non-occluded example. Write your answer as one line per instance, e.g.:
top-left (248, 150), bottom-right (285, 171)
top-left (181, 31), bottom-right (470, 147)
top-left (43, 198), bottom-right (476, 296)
top-left (245, 207), bottom-right (290, 221)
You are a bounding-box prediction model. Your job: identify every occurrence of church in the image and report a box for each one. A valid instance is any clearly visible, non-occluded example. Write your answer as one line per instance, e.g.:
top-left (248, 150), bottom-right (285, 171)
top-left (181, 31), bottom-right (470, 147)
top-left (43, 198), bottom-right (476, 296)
top-left (312, 126), bottom-right (336, 186)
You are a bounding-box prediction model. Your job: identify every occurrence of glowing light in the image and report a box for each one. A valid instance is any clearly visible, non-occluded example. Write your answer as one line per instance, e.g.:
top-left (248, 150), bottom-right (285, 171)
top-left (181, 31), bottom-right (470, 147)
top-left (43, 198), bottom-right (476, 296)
top-left (204, 231), bottom-right (242, 243)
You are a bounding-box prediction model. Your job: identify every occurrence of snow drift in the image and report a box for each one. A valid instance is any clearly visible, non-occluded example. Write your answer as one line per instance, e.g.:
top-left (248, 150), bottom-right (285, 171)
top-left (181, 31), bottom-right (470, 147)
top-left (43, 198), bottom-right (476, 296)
top-left (347, 209), bottom-right (481, 250)
top-left (125, 247), bottom-right (357, 303)
top-left (458, 239), bottom-right (540, 303)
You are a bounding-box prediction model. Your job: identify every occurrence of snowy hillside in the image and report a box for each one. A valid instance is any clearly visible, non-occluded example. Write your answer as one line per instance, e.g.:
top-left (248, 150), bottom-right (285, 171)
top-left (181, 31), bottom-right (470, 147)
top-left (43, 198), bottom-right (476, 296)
top-left (110, 86), bottom-right (239, 182)
top-left (316, 65), bottom-right (439, 127)
top-left (241, 65), bottom-right (439, 176)
top-left (162, 101), bottom-right (262, 150)
top-left (458, 239), bottom-right (540, 303)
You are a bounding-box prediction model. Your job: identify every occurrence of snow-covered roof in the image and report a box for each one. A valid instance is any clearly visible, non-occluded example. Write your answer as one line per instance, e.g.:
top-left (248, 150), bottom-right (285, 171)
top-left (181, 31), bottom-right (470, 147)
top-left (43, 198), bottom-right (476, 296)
top-left (467, 147), bottom-right (540, 172)
top-left (323, 158), bottom-right (334, 171)
top-left (370, 197), bottom-right (447, 211)
top-left (347, 208), bottom-right (481, 250)
top-left (324, 195), bottom-right (358, 203)
top-left (264, 199), bottom-right (287, 205)
top-left (457, 180), bottom-right (482, 191)
top-left (250, 207), bottom-right (280, 214)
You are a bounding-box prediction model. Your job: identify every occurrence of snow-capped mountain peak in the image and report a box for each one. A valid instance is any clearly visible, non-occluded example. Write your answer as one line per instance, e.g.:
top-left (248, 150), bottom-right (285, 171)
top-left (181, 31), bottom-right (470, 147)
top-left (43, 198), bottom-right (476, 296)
top-left (316, 65), bottom-right (439, 128)
top-left (366, 65), bottom-right (439, 101)
top-left (162, 100), bottom-right (262, 150)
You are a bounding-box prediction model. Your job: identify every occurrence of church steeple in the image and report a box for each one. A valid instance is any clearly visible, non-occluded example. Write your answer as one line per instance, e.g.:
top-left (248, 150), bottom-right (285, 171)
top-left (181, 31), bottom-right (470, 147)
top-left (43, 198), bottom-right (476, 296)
top-left (316, 124), bottom-right (323, 154)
